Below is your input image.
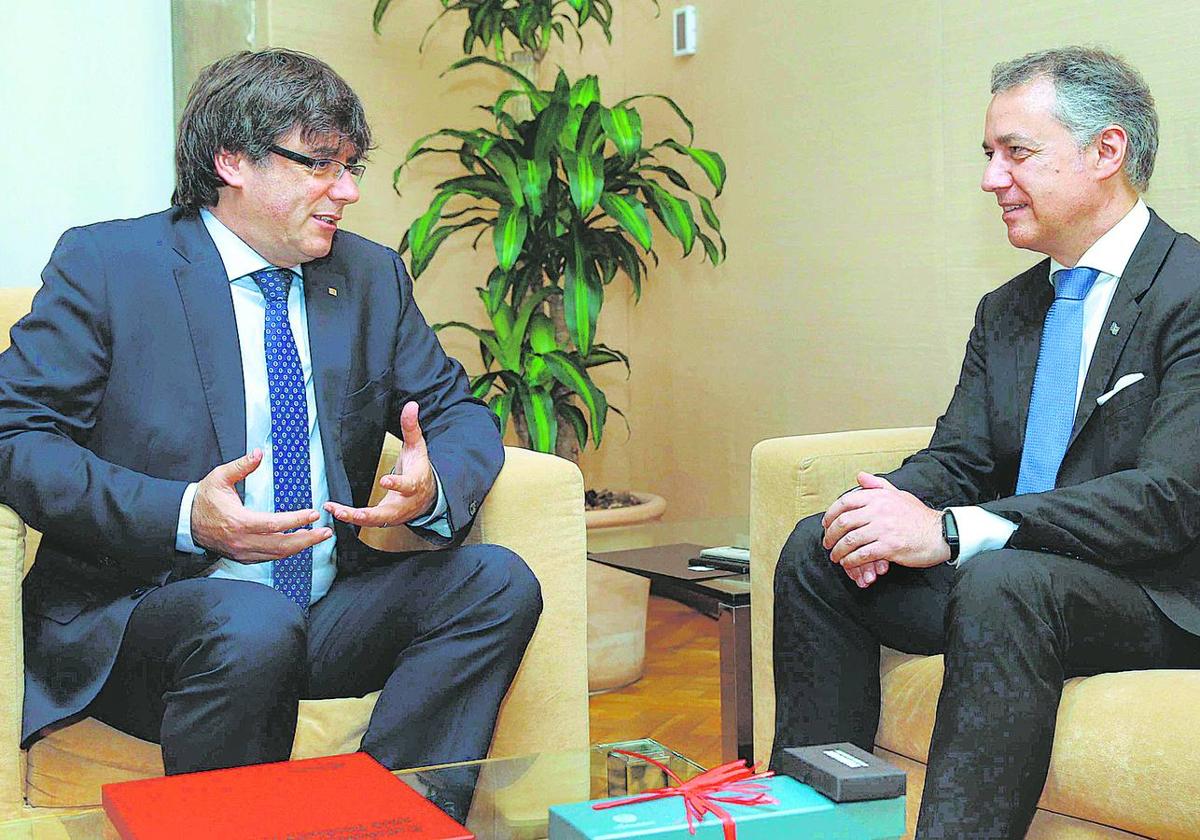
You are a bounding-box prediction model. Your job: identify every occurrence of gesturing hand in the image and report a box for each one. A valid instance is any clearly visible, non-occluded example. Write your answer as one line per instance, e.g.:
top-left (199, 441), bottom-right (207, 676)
top-left (821, 472), bottom-right (949, 588)
top-left (191, 448), bottom-right (332, 563)
top-left (324, 401), bottom-right (437, 528)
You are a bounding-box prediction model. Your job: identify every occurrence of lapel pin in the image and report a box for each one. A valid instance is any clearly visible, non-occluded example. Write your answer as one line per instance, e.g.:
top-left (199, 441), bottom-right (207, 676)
top-left (328, 287), bottom-right (338, 297)
top-left (1109, 322), bottom-right (1120, 336)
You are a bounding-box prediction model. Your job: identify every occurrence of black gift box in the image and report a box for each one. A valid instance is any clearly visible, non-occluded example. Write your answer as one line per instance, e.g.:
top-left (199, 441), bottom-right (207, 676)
top-left (778, 742), bottom-right (906, 803)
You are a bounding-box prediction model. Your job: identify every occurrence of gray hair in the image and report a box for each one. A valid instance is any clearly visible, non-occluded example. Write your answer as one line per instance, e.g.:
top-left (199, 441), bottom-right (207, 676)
top-left (173, 49), bottom-right (373, 212)
top-left (991, 46), bottom-right (1157, 192)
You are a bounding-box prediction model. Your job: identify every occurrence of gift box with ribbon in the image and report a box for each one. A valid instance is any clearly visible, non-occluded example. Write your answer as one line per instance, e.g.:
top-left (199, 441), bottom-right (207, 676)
top-left (547, 752), bottom-right (904, 840)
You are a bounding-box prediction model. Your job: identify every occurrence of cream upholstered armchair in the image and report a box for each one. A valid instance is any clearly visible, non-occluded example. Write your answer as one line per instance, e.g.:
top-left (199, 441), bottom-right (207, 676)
top-left (750, 429), bottom-right (1200, 839)
top-left (0, 287), bottom-right (589, 821)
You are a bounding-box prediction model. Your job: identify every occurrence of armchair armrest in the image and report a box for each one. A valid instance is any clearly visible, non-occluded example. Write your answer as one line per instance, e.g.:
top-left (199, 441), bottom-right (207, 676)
top-left (0, 504), bottom-right (28, 819)
top-left (363, 440), bottom-right (589, 757)
top-left (748, 427), bottom-right (932, 762)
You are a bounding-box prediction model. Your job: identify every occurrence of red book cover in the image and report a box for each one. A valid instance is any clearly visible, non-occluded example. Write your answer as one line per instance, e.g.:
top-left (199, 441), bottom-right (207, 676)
top-left (101, 752), bottom-right (475, 839)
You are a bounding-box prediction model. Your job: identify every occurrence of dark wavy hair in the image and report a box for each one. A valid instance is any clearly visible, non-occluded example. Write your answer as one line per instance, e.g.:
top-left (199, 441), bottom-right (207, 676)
top-left (173, 49), bottom-right (373, 212)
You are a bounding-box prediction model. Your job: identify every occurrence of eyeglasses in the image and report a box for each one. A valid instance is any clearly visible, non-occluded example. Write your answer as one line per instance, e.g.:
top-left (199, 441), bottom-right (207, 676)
top-left (268, 145), bottom-right (366, 183)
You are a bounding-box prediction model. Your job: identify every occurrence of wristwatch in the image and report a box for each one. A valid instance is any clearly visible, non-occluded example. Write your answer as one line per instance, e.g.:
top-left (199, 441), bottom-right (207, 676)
top-left (941, 509), bottom-right (960, 563)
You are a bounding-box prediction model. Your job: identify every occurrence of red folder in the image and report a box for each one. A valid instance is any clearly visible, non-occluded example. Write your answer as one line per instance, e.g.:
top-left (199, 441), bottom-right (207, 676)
top-left (101, 752), bottom-right (475, 839)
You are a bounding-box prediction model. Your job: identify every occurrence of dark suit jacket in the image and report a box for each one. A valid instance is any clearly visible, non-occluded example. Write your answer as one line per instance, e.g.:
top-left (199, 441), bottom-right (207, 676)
top-left (0, 208), bottom-right (504, 746)
top-left (884, 210), bottom-right (1200, 637)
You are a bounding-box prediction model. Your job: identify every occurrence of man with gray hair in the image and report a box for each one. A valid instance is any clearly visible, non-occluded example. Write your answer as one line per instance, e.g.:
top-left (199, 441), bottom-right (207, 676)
top-left (772, 46), bottom-right (1200, 837)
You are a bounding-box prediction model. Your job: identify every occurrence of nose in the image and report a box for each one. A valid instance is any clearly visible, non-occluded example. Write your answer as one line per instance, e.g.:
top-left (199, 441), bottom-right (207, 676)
top-left (981, 154), bottom-right (1011, 193)
top-left (330, 169), bottom-right (361, 204)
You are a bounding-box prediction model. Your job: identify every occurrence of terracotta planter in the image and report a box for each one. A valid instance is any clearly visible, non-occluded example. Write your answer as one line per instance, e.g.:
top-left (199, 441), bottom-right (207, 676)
top-left (584, 492), bottom-right (667, 530)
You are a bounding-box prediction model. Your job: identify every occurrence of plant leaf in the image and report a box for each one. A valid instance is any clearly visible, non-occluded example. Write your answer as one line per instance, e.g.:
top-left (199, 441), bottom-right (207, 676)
top-left (518, 156), bottom-right (552, 217)
top-left (662, 139), bottom-right (727, 195)
top-left (493, 204), bottom-right (528, 271)
top-left (372, 0), bottom-right (393, 33)
top-left (490, 390), bottom-right (515, 435)
top-left (529, 312), bottom-right (558, 353)
top-left (525, 353), bottom-right (551, 388)
top-left (599, 192), bottom-right (652, 251)
top-left (697, 194), bottom-right (721, 232)
top-left (585, 343), bottom-right (632, 377)
top-left (517, 383), bottom-right (557, 453)
top-left (534, 102), bottom-right (569, 161)
top-left (562, 149), bottom-right (604, 215)
top-left (485, 149), bottom-right (526, 207)
top-left (563, 233), bottom-right (603, 355)
top-left (614, 92), bottom-right (695, 144)
top-left (470, 371), bottom-right (500, 399)
top-left (601, 106), bottom-right (642, 162)
top-left (556, 402), bottom-right (588, 450)
top-left (645, 183), bottom-right (696, 256)
top-left (543, 350), bottom-right (608, 446)
top-left (570, 75), bottom-right (602, 110)
top-left (434, 321), bottom-right (503, 363)
top-left (513, 284), bottom-right (562, 348)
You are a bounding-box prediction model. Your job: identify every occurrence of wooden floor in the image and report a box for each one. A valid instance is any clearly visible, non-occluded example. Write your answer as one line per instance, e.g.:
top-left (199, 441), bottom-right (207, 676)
top-left (588, 595), bottom-right (723, 770)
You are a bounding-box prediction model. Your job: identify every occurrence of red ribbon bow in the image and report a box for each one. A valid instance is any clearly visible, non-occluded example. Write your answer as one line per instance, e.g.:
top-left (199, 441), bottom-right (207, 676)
top-left (592, 750), bottom-right (777, 840)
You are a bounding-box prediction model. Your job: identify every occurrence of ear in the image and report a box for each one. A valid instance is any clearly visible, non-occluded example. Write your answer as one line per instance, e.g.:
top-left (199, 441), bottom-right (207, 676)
top-left (1092, 125), bottom-right (1129, 183)
top-left (213, 148), bottom-right (249, 189)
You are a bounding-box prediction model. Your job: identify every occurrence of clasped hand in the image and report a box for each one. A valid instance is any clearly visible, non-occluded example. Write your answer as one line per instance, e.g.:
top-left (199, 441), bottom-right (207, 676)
top-left (820, 472), bottom-right (949, 589)
top-left (191, 401), bottom-right (435, 563)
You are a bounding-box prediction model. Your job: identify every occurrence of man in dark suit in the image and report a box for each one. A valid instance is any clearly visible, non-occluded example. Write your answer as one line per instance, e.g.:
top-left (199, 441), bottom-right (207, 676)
top-left (0, 49), bottom-right (541, 808)
top-left (772, 46), bottom-right (1200, 838)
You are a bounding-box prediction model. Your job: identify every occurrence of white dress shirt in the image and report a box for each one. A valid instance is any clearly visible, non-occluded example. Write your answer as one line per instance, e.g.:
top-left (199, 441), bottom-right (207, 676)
top-left (950, 199), bottom-right (1151, 564)
top-left (173, 210), bottom-right (447, 604)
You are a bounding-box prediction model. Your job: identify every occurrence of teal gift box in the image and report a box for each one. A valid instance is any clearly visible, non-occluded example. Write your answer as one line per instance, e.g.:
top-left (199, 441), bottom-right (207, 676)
top-left (547, 774), bottom-right (904, 839)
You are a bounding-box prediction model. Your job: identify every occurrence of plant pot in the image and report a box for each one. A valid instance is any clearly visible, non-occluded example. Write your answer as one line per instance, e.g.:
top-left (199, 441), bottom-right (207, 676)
top-left (584, 492), bottom-right (667, 530)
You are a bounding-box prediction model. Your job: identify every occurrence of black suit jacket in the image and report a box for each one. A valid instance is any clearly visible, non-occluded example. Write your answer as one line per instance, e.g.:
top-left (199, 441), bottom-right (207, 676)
top-left (0, 208), bottom-right (504, 746)
top-left (885, 210), bottom-right (1200, 636)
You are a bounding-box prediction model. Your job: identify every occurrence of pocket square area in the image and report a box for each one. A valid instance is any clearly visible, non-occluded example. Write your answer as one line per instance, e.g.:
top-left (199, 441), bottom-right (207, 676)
top-left (1096, 372), bottom-right (1145, 406)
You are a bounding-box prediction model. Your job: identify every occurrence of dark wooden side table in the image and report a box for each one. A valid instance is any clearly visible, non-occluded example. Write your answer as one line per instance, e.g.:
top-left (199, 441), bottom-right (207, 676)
top-left (587, 543), bottom-right (753, 763)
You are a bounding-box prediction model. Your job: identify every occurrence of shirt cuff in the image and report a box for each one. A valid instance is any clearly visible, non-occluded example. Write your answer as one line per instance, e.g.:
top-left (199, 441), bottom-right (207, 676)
top-left (408, 466), bottom-right (450, 538)
top-left (947, 505), bottom-right (1017, 566)
top-left (176, 482), bottom-right (206, 555)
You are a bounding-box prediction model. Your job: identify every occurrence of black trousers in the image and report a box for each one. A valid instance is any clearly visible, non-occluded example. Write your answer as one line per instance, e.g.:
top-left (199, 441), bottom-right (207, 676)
top-left (89, 544), bottom-right (541, 790)
top-left (771, 513), bottom-right (1200, 839)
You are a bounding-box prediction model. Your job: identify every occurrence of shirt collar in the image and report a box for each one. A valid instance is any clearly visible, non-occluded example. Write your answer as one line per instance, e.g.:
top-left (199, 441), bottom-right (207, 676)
top-left (199, 208), bottom-right (303, 283)
top-left (1048, 198), bottom-right (1150, 282)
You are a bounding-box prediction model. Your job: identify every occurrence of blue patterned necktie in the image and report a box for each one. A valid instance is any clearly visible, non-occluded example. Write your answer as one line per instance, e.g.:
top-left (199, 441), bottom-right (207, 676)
top-left (251, 268), bottom-right (313, 610)
top-left (1015, 266), bottom-right (1102, 494)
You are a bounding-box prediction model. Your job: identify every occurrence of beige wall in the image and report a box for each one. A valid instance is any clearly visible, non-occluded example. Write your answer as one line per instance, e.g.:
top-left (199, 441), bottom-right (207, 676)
top-left (250, 0), bottom-right (1200, 525)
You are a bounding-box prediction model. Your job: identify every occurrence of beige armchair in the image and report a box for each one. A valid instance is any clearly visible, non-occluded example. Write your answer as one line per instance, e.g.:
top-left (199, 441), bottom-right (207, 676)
top-left (751, 429), bottom-right (1200, 840)
top-left (0, 286), bottom-right (589, 820)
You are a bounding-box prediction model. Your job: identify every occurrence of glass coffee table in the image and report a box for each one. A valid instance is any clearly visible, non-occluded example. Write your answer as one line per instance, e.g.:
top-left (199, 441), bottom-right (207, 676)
top-left (0, 739), bottom-right (905, 839)
top-left (0, 740), bottom-right (705, 840)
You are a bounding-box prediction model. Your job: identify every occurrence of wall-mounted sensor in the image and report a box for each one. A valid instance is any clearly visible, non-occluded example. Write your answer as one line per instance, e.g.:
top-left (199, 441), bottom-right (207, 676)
top-left (673, 6), bottom-right (696, 56)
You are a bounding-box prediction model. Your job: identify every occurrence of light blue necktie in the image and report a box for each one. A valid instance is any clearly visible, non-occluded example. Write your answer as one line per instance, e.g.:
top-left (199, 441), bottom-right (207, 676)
top-left (1015, 266), bottom-right (1101, 494)
top-left (251, 268), bottom-right (313, 610)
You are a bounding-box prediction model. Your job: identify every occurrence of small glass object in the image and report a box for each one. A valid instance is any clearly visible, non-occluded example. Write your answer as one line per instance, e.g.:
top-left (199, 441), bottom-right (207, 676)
top-left (595, 738), bottom-right (705, 796)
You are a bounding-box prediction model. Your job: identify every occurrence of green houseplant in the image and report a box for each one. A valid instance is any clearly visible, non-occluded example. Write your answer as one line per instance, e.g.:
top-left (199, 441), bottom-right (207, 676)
top-left (375, 1), bottom-right (727, 466)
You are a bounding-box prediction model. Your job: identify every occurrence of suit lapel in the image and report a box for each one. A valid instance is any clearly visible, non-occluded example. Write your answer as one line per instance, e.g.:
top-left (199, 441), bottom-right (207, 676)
top-left (1067, 211), bottom-right (1173, 448)
top-left (302, 256), bottom-right (352, 477)
top-left (171, 213), bottom-right (247, 464)
top-left (1014, 263), bottom-right (1053, 441)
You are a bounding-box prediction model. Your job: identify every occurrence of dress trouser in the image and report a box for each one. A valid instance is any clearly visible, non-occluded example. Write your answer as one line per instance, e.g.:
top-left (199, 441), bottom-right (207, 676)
top-left (89, 544), bottom-right (542, 790)
top-left (770, 513), bottom-right (1200, 840)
